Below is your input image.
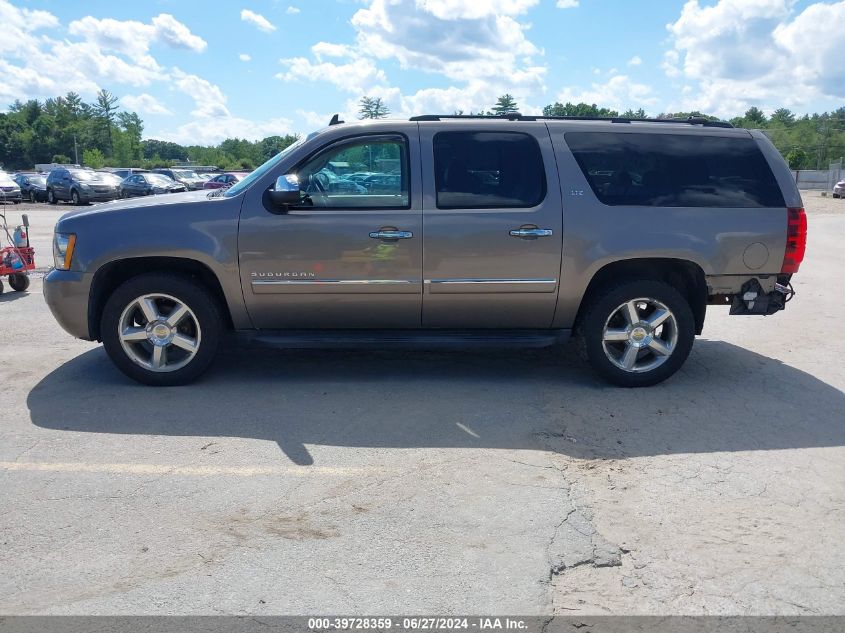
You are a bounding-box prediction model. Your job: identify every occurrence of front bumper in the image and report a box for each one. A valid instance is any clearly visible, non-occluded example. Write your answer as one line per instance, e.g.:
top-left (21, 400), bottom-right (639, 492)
top-left (43, 269), bottom-right (95, 340)
top-left (0, 189), bottom-right (22, 202)
top-left (80, 189), bottom-right (119, 202)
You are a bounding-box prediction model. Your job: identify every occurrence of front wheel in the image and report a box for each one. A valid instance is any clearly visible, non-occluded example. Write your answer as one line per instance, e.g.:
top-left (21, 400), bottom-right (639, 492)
top-left (71, 190), bottom-right (82, 205)
top-left (47, 189), bottom-right (57, 204)
top-left (101, 273), bottom-right (223, 386)
top-left (8, 273), bottom-right (29, 292)
top-left (29, 190), bottom-right (36, 203)
top-left (578, 280), bottom-right (695, 387)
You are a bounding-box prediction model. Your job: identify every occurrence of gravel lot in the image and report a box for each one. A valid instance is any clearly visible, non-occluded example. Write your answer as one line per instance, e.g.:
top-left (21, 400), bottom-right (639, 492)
top-left (0, 195), bottom-right (843, 615)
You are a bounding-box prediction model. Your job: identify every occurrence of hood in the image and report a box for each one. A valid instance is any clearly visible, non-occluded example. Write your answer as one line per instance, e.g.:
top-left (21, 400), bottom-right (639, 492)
top-left (58, 189), bottom-right (213, 223)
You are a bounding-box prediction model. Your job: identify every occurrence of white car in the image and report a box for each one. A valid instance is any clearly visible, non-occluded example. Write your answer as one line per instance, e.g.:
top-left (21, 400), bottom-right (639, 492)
top-left (0, 170), bottom-right (23, 203)
top-left (833, 180), bottom-right (845, 198)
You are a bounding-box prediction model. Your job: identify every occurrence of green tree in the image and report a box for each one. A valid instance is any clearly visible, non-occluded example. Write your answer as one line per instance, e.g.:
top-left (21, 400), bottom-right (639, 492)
top-left (785, 147), bottom-right (808, 170)
top-left (543, 102), bottom-right (620, 118)
top-left (358, 96), bottom-right (390, 119)
top-left (82, 147), bottom-right (105, 168)
top-left (770, 108), bottom-right (796, 126)
top-left (492, 94), bottom-right (519, 115)
top-left (743, 106), bottom-right (767, 126)
top-left (94, 89), bottom-right (119, 154)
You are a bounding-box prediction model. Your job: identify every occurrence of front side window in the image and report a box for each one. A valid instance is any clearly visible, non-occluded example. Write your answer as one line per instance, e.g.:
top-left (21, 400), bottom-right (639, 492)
top-left (565, 131), bottom-right (785, 208)
top-left (294, 135), bottom-right (409, 209)
top-left (433, 131), bottom-right (546, 209)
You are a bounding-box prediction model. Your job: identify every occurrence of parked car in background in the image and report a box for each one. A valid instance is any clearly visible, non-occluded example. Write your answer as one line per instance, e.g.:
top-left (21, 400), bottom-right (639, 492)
top-left (46, 168), bottom-right (119, 205)
top-left (14, 172), bottom-right (47, 202)
top-left (832, 180), bottom-right (845, 198)
top-left (0, 171), bottom-right (22, 203)
top-left (95, 171), bottom-right (126, 189)
top-left (152, 168), bottom-right (206, 191)
top-left (109, 168), bottom-right (150, 180)
top-left (202, 172), bottom-right (249, 189)
top-left (119, 173), bottom-right (187, 198)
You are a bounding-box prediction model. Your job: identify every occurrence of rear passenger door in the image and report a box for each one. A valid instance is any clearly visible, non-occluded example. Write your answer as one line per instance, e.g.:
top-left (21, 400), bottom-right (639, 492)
top-left (419, 123), bottom-right (563, 328)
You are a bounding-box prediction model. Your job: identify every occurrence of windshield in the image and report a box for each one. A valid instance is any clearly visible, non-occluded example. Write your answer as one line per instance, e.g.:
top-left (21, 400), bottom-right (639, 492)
top-left (70, 170), bottom-right (100, 182)
top-left (224, 135), bottom-right (307, 197)
top-left (148, 174), bottom-right (174, 185)
top-left (173, 170), bottom-right (199, 179)
top-left (30, 176), bottom-right (47, 185)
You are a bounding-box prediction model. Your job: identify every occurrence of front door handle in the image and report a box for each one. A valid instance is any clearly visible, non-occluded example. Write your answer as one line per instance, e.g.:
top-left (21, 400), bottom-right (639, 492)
top-left (369, 229), bottom-right (413, 240)
top-left (509, 227), bottom-right (553, 239)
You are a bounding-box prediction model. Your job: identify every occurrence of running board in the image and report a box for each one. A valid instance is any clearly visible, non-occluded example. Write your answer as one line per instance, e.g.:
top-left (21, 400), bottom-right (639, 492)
top-left (243, 329), bottom-right (571, 349)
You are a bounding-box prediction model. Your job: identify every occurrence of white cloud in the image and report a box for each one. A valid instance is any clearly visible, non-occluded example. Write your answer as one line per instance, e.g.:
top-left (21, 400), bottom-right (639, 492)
top-left (556, 0), bottom-right (579, 7)
top-left (277, 57), bottom-right (388, 95)
top-left (628, 55), bottom-right (642, 66)
top-left (275, 0), bottom-right (549, 119)
top-left (286, 6), bottom-right (301, 14)
top-left (239, 53), bottom-right (251, 62)
top-left (121, 93), bottom-right (173, 115)
top-left (556, 74), bottom-right (658, 111)
top-left (240, 9), bottom-right (276, 33)
top-left (68, 13), bottom-right (207, 57)
top-left (311, 42), bottom-right (357, 60)
top-left (664, 0), bottom-right (845, 115)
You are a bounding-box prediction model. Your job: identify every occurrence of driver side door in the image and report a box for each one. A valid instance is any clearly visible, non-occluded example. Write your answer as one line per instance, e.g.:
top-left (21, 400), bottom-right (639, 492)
top-left (238, 127), bottom-right (423, 329)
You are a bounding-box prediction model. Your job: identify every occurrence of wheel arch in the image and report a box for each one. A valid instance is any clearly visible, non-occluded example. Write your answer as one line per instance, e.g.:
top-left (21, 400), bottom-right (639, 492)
top-left (88, 257), bottom-right (234, 341)
top-left (574, 258), bottom-right (708, 335)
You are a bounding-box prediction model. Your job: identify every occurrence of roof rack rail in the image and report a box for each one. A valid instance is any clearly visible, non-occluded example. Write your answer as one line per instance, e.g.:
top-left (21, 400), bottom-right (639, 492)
top-left (408, 113), bottom-right (733, 128)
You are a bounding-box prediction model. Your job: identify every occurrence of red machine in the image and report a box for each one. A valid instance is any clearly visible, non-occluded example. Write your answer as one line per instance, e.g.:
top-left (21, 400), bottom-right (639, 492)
top-left (0, 212), bottom-right (33, 294)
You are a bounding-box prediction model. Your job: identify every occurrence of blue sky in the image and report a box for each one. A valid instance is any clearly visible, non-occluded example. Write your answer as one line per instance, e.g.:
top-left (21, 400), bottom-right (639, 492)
top-left (2, 0), bottom-right (843, 145)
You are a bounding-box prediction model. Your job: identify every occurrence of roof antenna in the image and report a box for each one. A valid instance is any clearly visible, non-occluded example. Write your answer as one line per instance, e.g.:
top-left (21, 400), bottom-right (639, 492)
top-left (329, 114), bottom-right (344, 126)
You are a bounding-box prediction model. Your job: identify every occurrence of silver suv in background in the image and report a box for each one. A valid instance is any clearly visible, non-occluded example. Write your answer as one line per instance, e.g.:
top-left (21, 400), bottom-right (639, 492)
top-left (46, 168), bottom-right (119, 205)
top-left (43, 114), bottom-right (806, 387)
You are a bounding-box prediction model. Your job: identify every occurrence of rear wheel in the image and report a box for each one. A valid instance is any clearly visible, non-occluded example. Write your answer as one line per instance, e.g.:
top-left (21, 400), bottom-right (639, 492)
top-left (8, 274), bottom-right (29, 292)
top-left (578, 279), bottom-right (695, 387)
top-left (101, 273), bottom-right (223, 386)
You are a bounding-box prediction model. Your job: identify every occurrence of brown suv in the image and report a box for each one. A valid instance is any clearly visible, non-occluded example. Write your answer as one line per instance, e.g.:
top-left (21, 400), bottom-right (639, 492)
top-left (43, 114), bottom-right (806, 387)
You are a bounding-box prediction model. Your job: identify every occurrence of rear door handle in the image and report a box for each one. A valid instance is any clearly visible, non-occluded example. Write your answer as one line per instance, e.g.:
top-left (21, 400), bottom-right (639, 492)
top-left (509, 227), bottom-right (553, 239)
top-left (369, 229), bottom-right (413, 240)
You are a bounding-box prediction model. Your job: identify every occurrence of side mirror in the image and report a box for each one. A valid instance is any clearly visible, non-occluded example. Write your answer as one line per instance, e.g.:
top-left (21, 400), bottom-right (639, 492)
top-left (269, 174), bottom-right (301, 208)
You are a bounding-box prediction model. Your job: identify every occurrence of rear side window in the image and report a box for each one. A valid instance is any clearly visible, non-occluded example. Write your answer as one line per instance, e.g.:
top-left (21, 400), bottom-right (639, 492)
top-left (434, 132), bottom-right (546, 209)
top-left (565, 132), bottom-right (784, 208)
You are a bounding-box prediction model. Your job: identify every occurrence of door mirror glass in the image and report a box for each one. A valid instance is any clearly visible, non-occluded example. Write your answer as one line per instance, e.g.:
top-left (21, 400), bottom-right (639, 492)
top-left (269, 174), bottom-right (301, 207)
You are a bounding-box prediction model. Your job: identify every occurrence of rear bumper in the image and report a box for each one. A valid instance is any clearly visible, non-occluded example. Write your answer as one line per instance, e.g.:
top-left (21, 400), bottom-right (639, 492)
top-left (43, 269), bottom-right (95, 340)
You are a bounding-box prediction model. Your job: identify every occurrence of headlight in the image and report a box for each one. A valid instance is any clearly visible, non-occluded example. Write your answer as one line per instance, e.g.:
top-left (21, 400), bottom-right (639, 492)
top-left (53, 233), bottom-right (76, 270)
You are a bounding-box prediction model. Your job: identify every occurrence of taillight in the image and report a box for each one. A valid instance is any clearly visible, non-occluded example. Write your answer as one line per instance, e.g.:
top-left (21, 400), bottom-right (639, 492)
top-left (781, 207), bottom-right (807, 274)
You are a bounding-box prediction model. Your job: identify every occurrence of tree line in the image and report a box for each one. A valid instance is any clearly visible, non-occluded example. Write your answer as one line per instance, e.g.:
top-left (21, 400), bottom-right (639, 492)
top-left (0, 90), bottom-right (300, 172)
top-left (3, 91), bottom-right (844, 172)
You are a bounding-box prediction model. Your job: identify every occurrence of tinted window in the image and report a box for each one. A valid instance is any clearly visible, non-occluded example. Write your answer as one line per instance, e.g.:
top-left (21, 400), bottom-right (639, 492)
top-left (295, 135), bottom-right (409, 209)
top-left (565, 132), bottom-right (784, 208)
top-left (434, 132), bottom-right (545, 209)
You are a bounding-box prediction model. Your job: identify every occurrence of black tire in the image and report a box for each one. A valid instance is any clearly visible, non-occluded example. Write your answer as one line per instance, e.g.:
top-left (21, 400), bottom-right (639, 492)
top-left (47, 189), bottom-right (57, 205)
top-left (8, 273), bottom-right (29, 292)
top-left (577, 279), bottom-right (695, 387)
top-left (29, 190), bottom-right (36, 203)
top-left (71, 189), bottom-right (82, 206)
top-left (101, 273), bottom-right (223, 386)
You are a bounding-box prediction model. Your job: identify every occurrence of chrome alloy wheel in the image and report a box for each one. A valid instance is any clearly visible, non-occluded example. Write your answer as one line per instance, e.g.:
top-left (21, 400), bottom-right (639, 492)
top-left (601, 297), bottom-right (678, 373)
top-left (118, 293), bottom-right (202, 372)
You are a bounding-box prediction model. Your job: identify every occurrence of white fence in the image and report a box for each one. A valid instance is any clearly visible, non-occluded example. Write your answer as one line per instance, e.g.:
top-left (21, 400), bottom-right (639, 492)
top-left (790, 163), bottom-right (843, 190)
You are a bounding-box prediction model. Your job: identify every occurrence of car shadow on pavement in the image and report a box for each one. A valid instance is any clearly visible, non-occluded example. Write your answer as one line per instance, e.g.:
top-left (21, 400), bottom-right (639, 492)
top-left (27, 340), bottom-right (845, 465)
top-left (0, 292), bottom-right (28, 303)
